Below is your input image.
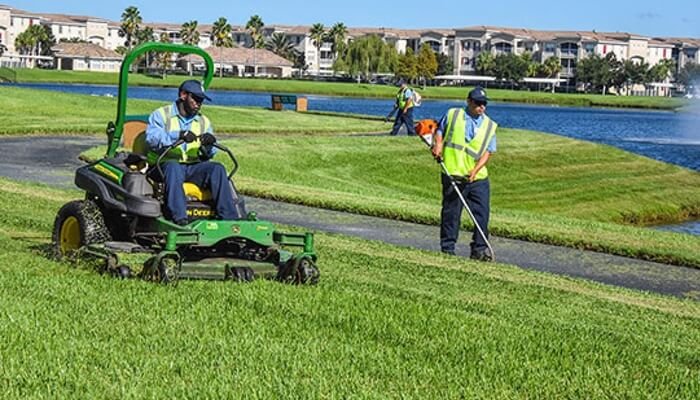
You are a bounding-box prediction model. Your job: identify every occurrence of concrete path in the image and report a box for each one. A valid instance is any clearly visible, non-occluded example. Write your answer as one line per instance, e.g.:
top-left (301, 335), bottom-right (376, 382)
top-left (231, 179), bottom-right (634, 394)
top-left (2, 135), bottom-right (699, 300)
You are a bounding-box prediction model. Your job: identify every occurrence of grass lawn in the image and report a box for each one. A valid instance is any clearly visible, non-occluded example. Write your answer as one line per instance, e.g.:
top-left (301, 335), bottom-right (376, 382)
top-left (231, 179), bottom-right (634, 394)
top-left (0, 86), bottom-right (385, 135)
top-left (81, 130), bottom-right (700, 268)
top-left (0, 178), bottom-right (699, 398)
top-left (10, 68), bottom-right (689, 110)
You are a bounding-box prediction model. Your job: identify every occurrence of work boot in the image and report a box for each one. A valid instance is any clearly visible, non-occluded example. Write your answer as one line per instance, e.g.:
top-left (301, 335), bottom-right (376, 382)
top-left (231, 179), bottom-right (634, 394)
top-left (470, 249), bottom-right (493, 262)
top-left (441, 249), bottom-right (456, 256)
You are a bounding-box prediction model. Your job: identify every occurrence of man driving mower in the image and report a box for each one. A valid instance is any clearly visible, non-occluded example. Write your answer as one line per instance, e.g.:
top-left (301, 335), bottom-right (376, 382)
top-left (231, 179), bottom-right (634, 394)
top-left (145, 79), bottom-right (244, 225)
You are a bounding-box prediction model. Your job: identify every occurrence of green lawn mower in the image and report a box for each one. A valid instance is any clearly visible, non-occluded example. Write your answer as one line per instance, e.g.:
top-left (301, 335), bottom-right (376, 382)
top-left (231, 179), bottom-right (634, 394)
top-left (52, 42), bottom-right (319, 284)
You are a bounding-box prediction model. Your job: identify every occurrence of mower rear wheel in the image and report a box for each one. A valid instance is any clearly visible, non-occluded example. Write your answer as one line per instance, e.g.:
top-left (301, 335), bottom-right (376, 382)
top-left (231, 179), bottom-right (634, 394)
top-left (52, 200), bottom-right (111, 259)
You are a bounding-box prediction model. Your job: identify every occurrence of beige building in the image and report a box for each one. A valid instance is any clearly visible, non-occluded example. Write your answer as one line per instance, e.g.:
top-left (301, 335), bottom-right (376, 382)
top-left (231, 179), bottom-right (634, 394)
top-left (1, 3), bottom-right (698, 93)
top-left (180, 46), bottom-right (293, 77)
top-left (52, 41), bottom-right (121, 71)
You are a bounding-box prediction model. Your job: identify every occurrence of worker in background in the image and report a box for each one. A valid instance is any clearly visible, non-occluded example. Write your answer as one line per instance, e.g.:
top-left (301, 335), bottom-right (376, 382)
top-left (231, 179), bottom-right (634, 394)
top-left (387, 79), bottom-right (416, 136)
top-left (145, 79), bottom-right (244, 225)
top-left (431, 87), bottom-right (497, 260)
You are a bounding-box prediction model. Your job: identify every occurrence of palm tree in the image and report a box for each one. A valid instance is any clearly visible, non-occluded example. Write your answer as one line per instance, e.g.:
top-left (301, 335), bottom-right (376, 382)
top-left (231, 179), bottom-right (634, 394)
top-left (157, 32), bottom-right (172, 78)
top-left (180, 20), bottom-right (200, 46)
top-left (541, 56), bottom-right (562, 78)
top-left (245, 15), bottom-right (265, 77)
top-left (119, 6), bottom-right (142, 51)
top-left (211, 17), bottom-right (233, 78)
top-left (309, 23), bottom-right (326, 75)
top-left (266, 32), bottom-right (295, 61)
top-left (328, 22), bottom-right (348, 59)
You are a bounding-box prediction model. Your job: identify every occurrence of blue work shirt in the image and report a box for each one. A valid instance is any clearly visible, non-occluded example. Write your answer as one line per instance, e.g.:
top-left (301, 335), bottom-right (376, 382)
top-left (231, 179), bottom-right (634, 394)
top-left (435, 108), bottom-right (497, 153)
top-left (145, 102), bottom-right (216, 158)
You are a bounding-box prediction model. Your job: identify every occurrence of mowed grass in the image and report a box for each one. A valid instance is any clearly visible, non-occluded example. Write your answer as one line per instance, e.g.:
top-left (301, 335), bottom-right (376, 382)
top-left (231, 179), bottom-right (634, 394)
top-left (81, 131), bottom-right (700, 266)
top-left (11, 68), bottom-right (688, 110)
top-left (0, 86), bottom-right (385, 135)
top-left (208, 133), bottom-right (699, 267)
top-left (0, 178), bottom-right (699, 398)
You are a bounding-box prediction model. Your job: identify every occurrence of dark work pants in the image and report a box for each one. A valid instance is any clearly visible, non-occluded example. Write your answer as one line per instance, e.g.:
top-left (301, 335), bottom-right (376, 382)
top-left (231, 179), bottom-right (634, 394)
top-left (390, 107), bottom-right (416, 136)
top-left (160, 161), bottom-right (241, 222)
top-left (440, 174), bottom-right (490, 254)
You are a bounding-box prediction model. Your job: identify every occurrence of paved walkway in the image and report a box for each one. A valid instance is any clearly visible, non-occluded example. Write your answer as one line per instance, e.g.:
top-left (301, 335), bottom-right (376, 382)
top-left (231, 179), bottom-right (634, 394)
top-left (2, 135), bottom-right (699, 299)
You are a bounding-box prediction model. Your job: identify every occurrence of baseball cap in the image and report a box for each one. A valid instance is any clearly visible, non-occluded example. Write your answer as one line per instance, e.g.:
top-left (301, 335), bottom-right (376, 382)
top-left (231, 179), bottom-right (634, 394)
top-left (396, 78), bottom-right (406, 87)
top-left (467, 86), bottom-right (489, 103)
top-left (179, 79), bottom-right (212, 102)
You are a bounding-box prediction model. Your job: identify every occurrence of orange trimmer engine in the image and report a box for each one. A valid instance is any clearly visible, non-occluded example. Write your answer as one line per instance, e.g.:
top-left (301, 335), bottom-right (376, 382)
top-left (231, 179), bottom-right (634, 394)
top-left (414, 119), bottom-right (438, 146)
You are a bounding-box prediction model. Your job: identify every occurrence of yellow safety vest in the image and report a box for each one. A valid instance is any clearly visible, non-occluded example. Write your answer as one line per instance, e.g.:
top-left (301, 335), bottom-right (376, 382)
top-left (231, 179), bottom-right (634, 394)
top-left (396, 87), bottom-right (413, 110)
top-left (147, 105), bottom-right (211, 165)
top-left (442, 108), bottom-right (497, 181)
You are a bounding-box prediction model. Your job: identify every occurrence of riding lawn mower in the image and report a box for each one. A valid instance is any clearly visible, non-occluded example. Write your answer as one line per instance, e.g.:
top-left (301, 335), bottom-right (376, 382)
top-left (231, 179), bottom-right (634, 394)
top-left (52, 42), bottom-right (319, 284)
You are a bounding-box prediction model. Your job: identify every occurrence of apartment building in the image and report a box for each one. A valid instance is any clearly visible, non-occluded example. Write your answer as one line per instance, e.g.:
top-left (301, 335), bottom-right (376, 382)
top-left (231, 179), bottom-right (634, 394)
top-left (453, 26), bottom-right (680, 82)
top-left (1, 3), bottom-right (698, 85)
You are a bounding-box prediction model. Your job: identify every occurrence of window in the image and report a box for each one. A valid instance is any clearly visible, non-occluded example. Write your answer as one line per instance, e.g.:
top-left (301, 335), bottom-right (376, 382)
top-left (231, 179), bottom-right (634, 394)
top-left (59, 26), bottom-right (63, 34)
top-left (494, 42), bottom-right (512, 54)
top-left (474, 41), bottom-right (480, 51)
top-left (463, 41), bottom-right (471, 50)
top-left (544, 42), bottom-right (556, 52)
top-left (462, 57), bottom-right (471, 66)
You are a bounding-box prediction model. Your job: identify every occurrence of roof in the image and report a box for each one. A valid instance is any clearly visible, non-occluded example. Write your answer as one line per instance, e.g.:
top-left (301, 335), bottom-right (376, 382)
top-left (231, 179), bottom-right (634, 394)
top-left (182, 46), bottom-right (293, 67)
top-left (52, 42), bottom-right (122, 60)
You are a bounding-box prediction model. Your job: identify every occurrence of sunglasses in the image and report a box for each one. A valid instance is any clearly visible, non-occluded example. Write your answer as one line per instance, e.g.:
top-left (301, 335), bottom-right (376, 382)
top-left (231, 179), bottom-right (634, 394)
top-left (473, 100), bottom-right (487, 107)
top-left (188, 93), bottom-right (205, 104)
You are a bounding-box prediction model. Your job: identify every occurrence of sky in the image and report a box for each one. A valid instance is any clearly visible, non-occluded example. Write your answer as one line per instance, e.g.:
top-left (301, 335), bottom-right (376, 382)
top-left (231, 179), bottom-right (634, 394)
top-left (6, 0), bottom-right (700, 38)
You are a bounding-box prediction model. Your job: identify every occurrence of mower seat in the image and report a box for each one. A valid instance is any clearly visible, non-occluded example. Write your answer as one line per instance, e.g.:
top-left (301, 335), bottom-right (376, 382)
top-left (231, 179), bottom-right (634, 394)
top-left (124, 124), bottom-right (213, 201)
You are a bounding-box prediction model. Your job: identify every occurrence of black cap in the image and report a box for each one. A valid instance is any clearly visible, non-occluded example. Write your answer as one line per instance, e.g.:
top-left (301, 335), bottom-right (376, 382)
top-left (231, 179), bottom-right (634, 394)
top-left (468, 86), bottom-right (489, 102)
top-left (179, 79), bottom-right (212, 102)
top-left (396, 78), bottom-right (406, 87)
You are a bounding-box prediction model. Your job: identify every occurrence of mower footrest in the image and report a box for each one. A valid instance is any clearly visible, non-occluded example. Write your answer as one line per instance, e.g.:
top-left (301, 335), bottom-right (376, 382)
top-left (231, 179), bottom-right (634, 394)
top-left (104, 241), bottom-right (152, 253)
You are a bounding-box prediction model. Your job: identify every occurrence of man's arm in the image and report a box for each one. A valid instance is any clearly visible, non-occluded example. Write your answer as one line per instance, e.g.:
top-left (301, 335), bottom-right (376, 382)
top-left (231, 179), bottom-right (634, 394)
top-left (431, 114), bottom-right (448, 160)
top-left (145, 109), bottom-right (172, 151)
top-left (199, 118), bottom-right (218, 159)
top-left (402, 88), bottom-right (413, 113)
top-left (468, 151), bottom-right (490, 182)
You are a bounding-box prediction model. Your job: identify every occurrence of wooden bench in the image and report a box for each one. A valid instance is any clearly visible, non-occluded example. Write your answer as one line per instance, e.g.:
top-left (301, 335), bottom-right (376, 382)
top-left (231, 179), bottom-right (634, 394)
top-left (271, 94), bottom-right (307, 112)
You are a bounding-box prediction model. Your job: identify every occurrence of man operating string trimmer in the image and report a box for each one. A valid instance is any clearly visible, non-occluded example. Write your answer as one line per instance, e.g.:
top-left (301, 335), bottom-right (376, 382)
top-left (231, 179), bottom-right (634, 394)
top-left (429, 87), bottom-right (497, 261)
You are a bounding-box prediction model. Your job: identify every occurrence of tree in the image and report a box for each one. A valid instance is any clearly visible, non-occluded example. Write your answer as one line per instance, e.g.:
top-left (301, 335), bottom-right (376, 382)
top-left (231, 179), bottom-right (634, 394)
top-left (180, 20), bottom-right (200, 46)
top-left (492, 53), bottom-right (528, 85)
top-left (211, 17), bottom-right (233, 78)
top-left (415, 44), bottom-right (438, 87)
top-left (245, 15), bottom-right (265, 49)
top-left (476, 51), bottom-right (495, 75)
top-left (520, 52), bottom-right (537, 78)
top-left (436, 53), bottom-right (453, 76)
top-left (328, 22), bottom-right (348, 59)
top-left (118, 6), bottom-right (142, 51)
top-left (338, 34), bottom-right (397, 82)
top-left (156, 32), bottom-right (172, 78)
top-left (395, 47), bottom-right (418, 82)
top-left (266, 32), bottom-right (296, 61)
top-left (537, 56), bottom-right (561, 78)
top-left (133, 26), bottom-right (154, 70)
top-left (576, 53), bottom-right (620, 94)
top-left (15, 25), bottom-right (54, 59)
top-left (677, 62), bottom-right (700, 91)
top-left (309, 23), bottom-right (326, 75)
top-left (246, 15), bottom-right (264, 77)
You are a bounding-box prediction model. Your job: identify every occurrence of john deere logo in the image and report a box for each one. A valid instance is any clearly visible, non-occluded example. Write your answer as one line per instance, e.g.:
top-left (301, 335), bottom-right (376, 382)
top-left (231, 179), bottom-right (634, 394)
top-left (231, 225), bottom-right (240, 234)
top-left (206, 222), bottom-right (218, 230)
